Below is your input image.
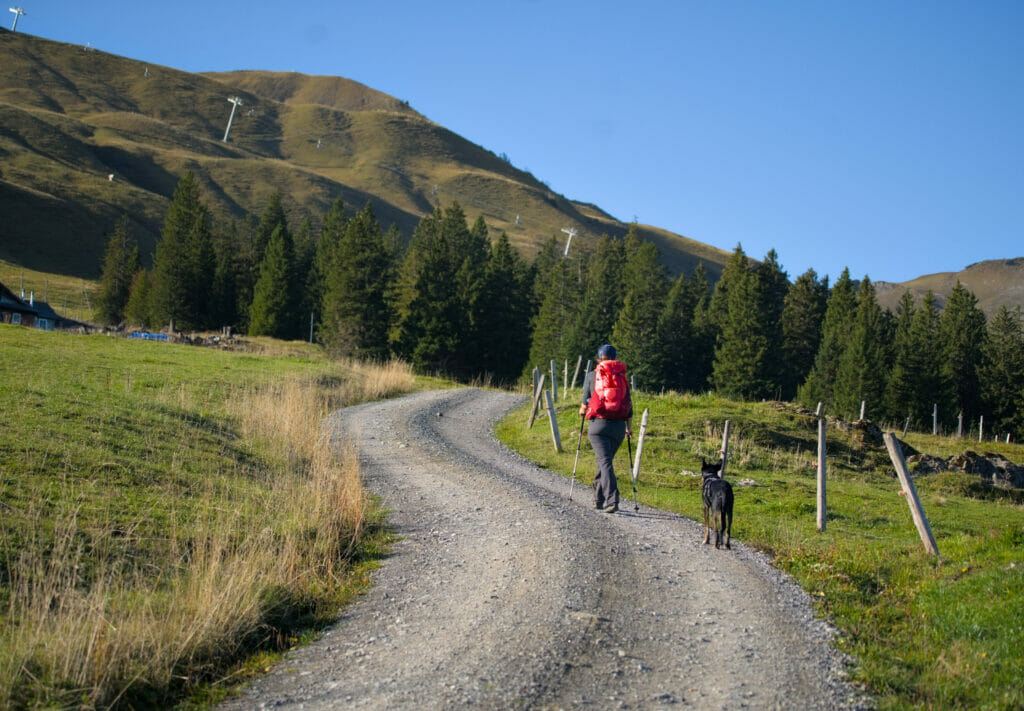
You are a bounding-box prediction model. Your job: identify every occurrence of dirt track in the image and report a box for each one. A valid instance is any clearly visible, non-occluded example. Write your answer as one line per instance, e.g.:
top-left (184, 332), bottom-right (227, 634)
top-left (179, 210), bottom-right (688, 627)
top-left (220, 388), bottom-right (866, 710)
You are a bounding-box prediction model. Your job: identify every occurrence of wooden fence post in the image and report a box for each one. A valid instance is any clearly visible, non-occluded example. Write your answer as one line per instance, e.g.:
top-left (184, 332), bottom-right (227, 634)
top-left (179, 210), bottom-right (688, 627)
top-left (527, 374), bottom-right (546, 428)
top-left (883, 433), bottom-right (940, 556)
top-left (958, 412), bottom-right (963, 439)
top-left (631, 375), bottom-right (637, 393)
top-left (630, 408), bottom-right (650, 511)
top-left (903, 414), bottom-right (911, 437)
top-left (859, 400), bottom-right (866, 421)
top-left (815, 402), bottom-right (823, 417)
top-left (720, 420), bottom-right (732, 478)
top-left (550, 360), bottom-right (558, 403)
top-left (569, 355), bottom-right (583, 391)
top-left (817, 417), bottom-right (827, 532)
top-left (979, 415), bottom-right (984, 443)
top-left (545, 390), bottom-right (563, 452)
top-left (933, 404), bottom-right (938, 436)
top-left (563, 359), bottom-right (569, 399)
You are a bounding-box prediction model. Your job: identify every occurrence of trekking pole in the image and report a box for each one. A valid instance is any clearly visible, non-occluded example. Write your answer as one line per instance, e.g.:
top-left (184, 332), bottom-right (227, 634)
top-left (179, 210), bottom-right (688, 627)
top-left (625, 432), bottom-right (639, 511)
top-left (568, 415), bottom-right (585, 501)
top-left (629, 408), bottom-right (649, 512)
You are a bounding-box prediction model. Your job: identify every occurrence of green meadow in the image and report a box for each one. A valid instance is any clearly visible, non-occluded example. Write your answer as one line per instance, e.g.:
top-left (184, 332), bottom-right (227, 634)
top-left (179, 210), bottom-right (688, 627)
top-left (497, 389), bottom-right (1024, 710)
top-left (0, 326), bottom-right (416, 708)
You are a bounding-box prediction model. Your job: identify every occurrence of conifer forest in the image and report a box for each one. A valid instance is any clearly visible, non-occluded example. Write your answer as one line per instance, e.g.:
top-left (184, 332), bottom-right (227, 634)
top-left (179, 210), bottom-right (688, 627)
top-left (98, 174), bottom-right (1024, 441)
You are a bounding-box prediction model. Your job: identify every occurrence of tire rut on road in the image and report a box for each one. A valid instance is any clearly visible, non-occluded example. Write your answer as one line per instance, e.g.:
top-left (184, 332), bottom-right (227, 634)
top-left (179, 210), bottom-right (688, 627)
top-left (219, 388), bottom-right (866, 710)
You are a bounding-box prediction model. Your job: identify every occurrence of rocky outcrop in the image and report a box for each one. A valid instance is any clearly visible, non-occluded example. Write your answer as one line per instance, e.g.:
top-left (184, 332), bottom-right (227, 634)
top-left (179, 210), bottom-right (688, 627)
top-left (908, 450), bottom-right (1024, 489)
top-left (949, 451), bottom-right (1024, 489)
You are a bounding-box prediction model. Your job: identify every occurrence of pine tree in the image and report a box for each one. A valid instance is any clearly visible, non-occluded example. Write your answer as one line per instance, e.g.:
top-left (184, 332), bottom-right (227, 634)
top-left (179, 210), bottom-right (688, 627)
top-left (755, 249), bottom-right (789, 397)
top-left (798, 268), bottom-right (856, 410)
top-left (708, 244), bottom-right (748, 332)
top-left (711, 247), bottom-right (770, 400)
top-left (890, 292), bottom-right (952, 429)
top-left (683, 264), bottom-right (716, 392)
top-left (151, 172), bottom-right (212, 331)
top-left (979, 306), bottom-right (1024, 439)
top-left (391, 208), bottom-right (441, 352)
top-left (474, 233), bottom-right (532, 383)
top-left (393, 204), bottom-right (479, 374)
top-left (657, 272), bottom-right (694, 392)
top-left (940, 281), bottom-right (987, 421)
top-left (255, 190), bottom-right (289, 265)
top-left (524, 253), bottom-right (583, 377)
top-left (95, 216), bottom-right (141, 326)
top-left (453, 214), bottom-right (493, 375)
top-left (232, 213), bottom-right (261, 334)
top-left (833, 276), bottom-right (888, 420)
top-left (311, 197), bottom-right (348, 321)
top-left (612, 241), bottom-right (668, 390)
top-left (293, 216), bottom-right (317, 326)
top-left (211, 221), bottom-right (242, 329)
top-left (319, 202), bottom-right (393, 359)
top-left (567, 235), bottom-right (627, 361)
top-left (528, 236), bottom-right (563, 312)
top-left (884, 290), bottom-right (917, 421)
top-left (124, 269), bottom-right (153, 329)
top-left (780, 269), bottom-right (828, 400)
top-left (185, 207), bottom-right (216, 330)
top-left (248, 225), bottom-right (297, 338)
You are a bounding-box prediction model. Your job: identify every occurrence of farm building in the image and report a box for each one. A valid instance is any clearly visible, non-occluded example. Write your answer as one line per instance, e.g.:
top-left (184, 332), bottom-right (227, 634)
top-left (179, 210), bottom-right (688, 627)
top-left (0, 279), bottom-right (75, 330)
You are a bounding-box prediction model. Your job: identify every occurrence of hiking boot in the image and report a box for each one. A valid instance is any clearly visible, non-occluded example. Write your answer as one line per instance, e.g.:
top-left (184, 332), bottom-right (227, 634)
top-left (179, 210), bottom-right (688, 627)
top-left (603, 504), bottom-right (618, 513)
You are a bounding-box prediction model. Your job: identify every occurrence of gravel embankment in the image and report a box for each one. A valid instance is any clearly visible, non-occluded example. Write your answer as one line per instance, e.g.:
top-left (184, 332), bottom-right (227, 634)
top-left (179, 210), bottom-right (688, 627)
top-left (220, 388), bottom-right (868, 710)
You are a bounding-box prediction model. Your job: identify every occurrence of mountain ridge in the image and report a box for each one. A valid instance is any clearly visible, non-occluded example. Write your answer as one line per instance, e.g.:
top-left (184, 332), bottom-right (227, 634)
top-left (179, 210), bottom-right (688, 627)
top-left (0, 28), bottom-right (729, 280)
top-left (874, 258), bottom-right (1024, 316)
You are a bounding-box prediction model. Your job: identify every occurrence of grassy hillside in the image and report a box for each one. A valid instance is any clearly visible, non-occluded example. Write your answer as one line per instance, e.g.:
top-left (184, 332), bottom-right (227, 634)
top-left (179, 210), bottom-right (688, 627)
top-left (874, 258), bottom-right (1024, 317)
top-left (498, 392), bottom-right (1024, 709)
top-left (0, 29), bottom-right (729, 281)
top-left (202, 70), bottom-right (425, 117)
top-left (0, 326), bottom-right (417, 708)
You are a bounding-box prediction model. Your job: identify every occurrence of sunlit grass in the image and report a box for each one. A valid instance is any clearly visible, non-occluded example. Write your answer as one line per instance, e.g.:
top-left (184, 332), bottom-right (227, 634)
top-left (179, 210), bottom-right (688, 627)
top-left (497, 388), bottom-right (1024, 710)
top-left (0, 325), bottom-right (415, 708)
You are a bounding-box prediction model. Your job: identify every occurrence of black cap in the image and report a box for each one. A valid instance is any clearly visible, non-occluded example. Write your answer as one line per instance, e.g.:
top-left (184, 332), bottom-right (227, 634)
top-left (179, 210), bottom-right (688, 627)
top-left (597, 344), bottom-right (616, 360)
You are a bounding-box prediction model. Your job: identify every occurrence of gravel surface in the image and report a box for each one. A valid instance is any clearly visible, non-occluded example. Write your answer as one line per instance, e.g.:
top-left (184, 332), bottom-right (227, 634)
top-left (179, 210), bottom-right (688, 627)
top-left (220, 388), bottom-right (869, 710)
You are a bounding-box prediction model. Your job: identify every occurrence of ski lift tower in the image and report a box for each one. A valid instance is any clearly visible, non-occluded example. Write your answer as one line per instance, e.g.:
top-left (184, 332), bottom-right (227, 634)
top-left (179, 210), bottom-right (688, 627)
top-left (561, 226), bottom-right (578, 257)
top-left (222, 96), bottom-right (244, 142)
top-left (9, 6), bottom-right (25, 31)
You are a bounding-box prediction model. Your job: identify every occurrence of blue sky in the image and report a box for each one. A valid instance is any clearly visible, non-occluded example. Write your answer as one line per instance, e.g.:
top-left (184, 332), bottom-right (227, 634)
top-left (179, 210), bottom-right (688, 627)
top-left (19, 1), bottom-right (1024, 283)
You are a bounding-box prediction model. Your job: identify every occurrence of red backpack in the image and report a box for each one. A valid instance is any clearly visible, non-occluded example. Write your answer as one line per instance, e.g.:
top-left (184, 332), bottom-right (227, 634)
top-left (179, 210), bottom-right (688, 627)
top-left (585, 360), bottom-right (631, 420)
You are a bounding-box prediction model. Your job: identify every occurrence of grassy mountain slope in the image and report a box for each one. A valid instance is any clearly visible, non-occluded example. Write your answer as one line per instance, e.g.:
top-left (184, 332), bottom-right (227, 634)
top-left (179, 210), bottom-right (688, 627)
top-left (202, 70), bottom-right (424, 117)
top-left (874, 258), bottom-right (1024, 316)
top-left (0, 29), bottom-right (729, 280)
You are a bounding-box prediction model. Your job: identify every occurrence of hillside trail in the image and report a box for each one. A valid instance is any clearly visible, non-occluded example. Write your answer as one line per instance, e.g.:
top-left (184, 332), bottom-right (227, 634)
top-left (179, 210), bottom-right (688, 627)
top-left (220, 388), bottom-right (866, 710)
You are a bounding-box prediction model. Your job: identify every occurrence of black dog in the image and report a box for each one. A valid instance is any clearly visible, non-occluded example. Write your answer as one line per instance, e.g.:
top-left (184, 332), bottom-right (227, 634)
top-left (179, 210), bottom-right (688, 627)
top-left (700, 458), bottom-right (733, 549)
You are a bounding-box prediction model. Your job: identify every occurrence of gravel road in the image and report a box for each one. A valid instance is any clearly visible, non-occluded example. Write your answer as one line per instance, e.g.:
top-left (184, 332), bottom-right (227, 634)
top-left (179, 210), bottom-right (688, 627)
top-left (221, 388), bottom-right (867, 710)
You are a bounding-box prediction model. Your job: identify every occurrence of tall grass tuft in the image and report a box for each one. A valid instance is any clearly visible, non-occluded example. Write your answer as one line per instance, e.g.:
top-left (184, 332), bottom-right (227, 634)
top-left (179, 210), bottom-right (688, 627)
top-left (0, 329), bottom-right (415, 708)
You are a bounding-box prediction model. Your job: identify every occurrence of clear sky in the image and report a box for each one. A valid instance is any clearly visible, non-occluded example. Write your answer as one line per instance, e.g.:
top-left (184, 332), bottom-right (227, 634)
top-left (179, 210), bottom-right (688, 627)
top-left (16, 1), bottom-right (1024, 283)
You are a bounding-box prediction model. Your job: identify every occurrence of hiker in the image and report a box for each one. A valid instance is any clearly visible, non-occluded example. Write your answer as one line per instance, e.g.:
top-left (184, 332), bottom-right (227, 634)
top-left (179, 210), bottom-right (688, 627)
top-left (579, 344), bottom-right (632, 513)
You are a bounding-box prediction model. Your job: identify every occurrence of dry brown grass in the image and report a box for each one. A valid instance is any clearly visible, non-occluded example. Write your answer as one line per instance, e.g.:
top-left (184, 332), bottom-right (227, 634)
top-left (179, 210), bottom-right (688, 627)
top-left (0, 357), bottom-right (415, 708)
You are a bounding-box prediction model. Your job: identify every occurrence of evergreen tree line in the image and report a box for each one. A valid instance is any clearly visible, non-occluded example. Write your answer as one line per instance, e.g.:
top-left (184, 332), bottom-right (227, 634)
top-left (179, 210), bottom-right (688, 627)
top-left (96, 175), bottom-right (1024, 437)
top-left (526, 239), bottom-right (1024, 441)
top-left (96, 174), bottom-right (533, 382)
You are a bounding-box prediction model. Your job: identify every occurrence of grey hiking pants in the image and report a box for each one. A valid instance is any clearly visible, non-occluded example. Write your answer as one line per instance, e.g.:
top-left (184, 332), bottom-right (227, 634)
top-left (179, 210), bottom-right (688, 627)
top-left (588, 417), bottom-right (625, 508)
